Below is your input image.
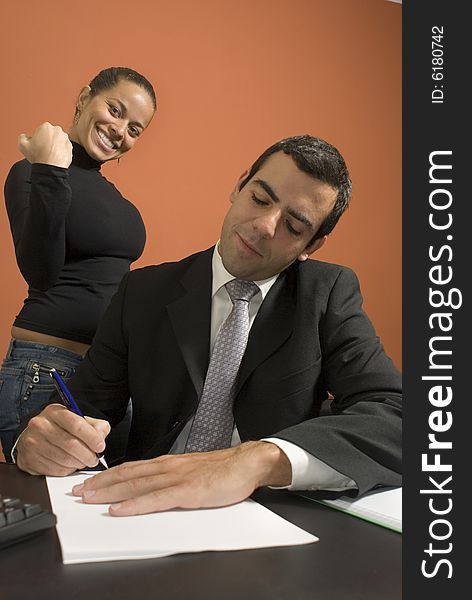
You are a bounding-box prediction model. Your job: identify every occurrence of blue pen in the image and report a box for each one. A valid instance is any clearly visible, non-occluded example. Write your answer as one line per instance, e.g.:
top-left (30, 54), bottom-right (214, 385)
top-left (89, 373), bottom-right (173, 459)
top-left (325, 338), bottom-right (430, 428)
top-left (49, 368), bottom-right (108, 469)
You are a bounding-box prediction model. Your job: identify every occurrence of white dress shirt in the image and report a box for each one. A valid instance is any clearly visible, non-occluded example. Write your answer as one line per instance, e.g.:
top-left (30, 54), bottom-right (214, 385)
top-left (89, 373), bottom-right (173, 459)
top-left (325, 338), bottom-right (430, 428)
top-left (170, 246), bottom-right (356, 492)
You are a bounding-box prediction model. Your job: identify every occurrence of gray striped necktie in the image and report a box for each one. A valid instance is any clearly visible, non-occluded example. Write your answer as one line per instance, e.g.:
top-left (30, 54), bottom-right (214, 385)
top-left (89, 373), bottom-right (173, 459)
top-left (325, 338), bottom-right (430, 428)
top-left (185, 279), bottom-right (260, 452)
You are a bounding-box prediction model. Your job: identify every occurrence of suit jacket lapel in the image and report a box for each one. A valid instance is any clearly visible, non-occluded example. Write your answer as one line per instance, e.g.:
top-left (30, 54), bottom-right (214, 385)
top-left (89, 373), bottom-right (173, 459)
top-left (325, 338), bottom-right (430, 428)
top-left (166, 248), bottom-right (213, 400)
top-left (235, 268), bottom-right (295, 396)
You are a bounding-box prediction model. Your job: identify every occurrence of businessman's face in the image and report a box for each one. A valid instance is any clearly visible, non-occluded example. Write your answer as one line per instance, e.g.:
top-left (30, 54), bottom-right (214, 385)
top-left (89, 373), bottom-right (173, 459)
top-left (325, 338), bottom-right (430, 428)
top-left (219, 152), bottom-right (337, 281)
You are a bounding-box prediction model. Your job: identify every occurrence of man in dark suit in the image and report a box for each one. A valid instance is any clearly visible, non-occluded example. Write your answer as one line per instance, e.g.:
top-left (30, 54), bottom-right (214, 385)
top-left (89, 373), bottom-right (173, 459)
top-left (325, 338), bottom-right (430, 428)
top-left (15, 135), bottom-right (401, 516)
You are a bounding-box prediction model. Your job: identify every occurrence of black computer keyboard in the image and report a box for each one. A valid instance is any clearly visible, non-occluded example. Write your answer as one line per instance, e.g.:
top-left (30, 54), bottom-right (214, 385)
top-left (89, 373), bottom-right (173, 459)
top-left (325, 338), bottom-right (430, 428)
top-left (0, 495), bottom-right (57, 549)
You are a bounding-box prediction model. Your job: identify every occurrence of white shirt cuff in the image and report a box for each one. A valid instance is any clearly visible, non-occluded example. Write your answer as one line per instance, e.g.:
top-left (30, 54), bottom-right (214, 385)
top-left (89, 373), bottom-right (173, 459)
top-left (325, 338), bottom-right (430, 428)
top-left (9, 432), bottom-right (23, 464)
top-left (262, 437), bottom-right (358, 492)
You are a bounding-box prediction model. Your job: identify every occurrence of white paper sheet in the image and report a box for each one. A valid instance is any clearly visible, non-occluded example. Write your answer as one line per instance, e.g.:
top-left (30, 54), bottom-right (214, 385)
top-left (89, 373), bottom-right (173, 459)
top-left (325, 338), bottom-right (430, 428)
top-left (47, 472), bottom-right (318, 564)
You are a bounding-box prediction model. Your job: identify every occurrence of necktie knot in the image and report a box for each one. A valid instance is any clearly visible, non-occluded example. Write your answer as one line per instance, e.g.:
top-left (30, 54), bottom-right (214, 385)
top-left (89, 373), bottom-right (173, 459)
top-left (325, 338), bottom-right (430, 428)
top-left (225, 279), bottom-right (259, 304)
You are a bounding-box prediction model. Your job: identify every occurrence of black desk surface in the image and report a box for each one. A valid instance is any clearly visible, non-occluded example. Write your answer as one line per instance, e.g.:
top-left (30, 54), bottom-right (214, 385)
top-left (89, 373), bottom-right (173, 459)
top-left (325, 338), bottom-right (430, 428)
top-left (1, 463), bottom-right (401, 599)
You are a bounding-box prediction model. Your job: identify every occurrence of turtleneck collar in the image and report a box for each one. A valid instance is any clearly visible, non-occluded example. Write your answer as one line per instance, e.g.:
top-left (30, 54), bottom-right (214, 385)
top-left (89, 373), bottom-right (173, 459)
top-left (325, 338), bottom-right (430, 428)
top-left (71, 141), bottom-right (104, 171)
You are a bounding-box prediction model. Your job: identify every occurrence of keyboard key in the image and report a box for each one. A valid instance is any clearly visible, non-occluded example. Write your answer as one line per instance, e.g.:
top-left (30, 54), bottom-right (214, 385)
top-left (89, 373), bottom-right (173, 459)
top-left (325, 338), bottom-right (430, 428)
top-left (24, 503), bottom-right (42, 518)
top-left (6, 507), bottom-right (25, 524)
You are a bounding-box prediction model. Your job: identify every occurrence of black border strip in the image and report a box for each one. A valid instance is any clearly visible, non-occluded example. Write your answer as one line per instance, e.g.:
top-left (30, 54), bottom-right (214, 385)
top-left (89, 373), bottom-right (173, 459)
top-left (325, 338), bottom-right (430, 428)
top-left (403, 1), bottom-right (468, 596)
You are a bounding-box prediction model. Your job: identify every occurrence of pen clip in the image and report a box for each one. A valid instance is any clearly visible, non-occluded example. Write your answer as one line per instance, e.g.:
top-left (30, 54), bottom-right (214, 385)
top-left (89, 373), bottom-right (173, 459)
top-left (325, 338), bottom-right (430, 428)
top-left (50, 368), bottom-right (72, 409)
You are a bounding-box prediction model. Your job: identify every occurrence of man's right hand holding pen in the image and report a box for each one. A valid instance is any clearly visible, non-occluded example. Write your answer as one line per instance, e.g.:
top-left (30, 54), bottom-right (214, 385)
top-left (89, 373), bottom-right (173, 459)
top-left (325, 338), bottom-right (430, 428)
top-left (16, 404), bottom-right (110, 476)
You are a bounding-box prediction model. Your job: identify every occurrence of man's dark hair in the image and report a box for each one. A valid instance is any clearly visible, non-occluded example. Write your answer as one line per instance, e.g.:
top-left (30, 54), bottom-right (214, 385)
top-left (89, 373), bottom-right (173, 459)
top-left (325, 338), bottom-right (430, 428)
top-left (239, 135), bottom-right (352, 240)
top-left (74, 67), bottom-right (157, 120)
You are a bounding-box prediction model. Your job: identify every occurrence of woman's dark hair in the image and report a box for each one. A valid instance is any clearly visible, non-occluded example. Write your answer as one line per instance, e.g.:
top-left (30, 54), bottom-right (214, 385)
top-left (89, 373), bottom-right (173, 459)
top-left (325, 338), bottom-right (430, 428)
top-left (240, 135), bottom-right (352, 240)
top-left (74, 66), bottom-right (156, 120)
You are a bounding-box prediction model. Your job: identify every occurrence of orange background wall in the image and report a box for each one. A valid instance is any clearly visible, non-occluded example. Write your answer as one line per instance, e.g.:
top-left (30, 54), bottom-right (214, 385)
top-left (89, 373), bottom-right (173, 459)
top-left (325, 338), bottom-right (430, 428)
top-left (0, 0), bottom-right (401, 369)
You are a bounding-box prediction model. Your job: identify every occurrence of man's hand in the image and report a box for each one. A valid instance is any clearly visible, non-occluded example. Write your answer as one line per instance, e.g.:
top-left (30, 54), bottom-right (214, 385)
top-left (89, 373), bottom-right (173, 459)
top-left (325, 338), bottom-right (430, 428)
top-left (72, 441), bottom-right (292, 516)
top-left (16, 404), bottom-right (110, 476)
top-left (18, 122), bottom-right (72, 168)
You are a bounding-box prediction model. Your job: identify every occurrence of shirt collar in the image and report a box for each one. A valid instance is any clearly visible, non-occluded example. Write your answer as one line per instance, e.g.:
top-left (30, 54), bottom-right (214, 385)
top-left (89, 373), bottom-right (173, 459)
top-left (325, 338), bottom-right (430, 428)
top-left (212, 243), bottom-right (279, 300)
top-left (71, 141), bottom-right (104, 171)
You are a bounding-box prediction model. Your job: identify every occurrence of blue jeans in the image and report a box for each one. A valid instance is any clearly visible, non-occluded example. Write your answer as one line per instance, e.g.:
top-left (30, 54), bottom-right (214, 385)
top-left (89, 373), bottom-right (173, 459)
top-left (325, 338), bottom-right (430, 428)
top-left (0, 339), bottom-right (83, 462)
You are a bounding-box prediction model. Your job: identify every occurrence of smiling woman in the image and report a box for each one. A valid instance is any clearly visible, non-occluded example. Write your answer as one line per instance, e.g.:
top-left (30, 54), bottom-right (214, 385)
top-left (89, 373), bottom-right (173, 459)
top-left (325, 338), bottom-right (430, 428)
top-left (70, 75), bottom-right (155, 162)
top-left (0, 67), bottom-right (157, 461)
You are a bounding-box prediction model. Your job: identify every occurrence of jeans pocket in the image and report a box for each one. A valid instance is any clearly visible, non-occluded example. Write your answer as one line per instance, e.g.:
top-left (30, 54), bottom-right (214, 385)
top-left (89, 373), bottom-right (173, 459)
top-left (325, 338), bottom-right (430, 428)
top-left (25, 360), bottom-right (75, 389)
top-left (19, 362), bottom-right (77, 423)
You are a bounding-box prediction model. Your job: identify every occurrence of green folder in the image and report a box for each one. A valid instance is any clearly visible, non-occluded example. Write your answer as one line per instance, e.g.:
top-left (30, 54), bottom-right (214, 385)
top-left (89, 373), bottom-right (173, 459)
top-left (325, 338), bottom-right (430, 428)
top-left (301, 487), bottom-right (402, 533)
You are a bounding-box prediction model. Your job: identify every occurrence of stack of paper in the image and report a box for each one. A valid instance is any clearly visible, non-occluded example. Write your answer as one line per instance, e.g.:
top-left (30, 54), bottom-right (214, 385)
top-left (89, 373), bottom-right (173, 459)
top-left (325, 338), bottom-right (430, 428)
top-left (303, 487), bottom-right (402, 533)
top-left (46, 473), bottom-right (318, 564)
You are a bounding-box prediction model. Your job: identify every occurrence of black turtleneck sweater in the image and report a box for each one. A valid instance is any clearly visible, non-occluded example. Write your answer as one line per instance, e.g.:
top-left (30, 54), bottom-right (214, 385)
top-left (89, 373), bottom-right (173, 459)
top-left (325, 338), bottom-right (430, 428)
top-left (4, 142), bottom-right (146, 344)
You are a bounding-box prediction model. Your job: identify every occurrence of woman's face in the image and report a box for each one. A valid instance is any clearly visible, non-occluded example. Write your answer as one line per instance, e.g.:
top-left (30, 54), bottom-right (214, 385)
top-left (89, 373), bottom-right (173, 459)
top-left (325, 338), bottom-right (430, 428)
top-left (69, 79), bottom-right (155, 162)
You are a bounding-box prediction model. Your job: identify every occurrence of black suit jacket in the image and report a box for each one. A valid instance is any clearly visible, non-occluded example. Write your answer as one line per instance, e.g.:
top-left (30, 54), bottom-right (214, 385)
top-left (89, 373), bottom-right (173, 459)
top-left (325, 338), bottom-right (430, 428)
top-left (68, 247), bottom-right (402, 495)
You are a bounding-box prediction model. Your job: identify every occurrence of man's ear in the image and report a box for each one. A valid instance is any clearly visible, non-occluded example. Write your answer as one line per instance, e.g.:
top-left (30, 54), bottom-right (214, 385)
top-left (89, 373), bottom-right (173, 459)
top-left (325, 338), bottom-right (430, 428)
top-left (230, 169), bottom-right (250, 203)
top-left (297, 235), bottom-right (327, 262)
top-left (76, 85), bottom-right (92, 110)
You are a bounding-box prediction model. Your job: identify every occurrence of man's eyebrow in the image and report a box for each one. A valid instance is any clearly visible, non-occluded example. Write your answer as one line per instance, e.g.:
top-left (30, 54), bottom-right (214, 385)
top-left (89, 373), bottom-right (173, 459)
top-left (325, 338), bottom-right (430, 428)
top-left (254, 178), bottom-right (314, 231)
top-left (287, 208), bottom-right (314, 231)
top-left (254, 179), bottom-right (280, 203)
top-left (109, 97), bottom-right (144, 129)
